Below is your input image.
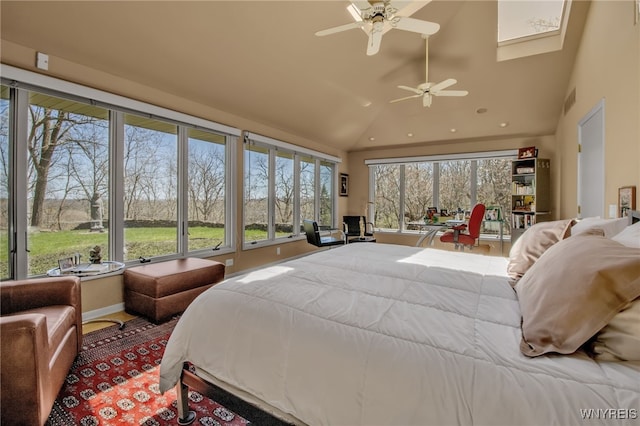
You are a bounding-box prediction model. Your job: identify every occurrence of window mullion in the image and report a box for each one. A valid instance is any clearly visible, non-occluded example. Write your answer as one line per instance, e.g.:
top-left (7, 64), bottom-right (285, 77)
top-left (177, 126), bottom-right (189, 255)
top-left (399, 164), bottom-right (406, 232)
top-left (268, 148), bottom-right (276, 240)
top-left (433, 162), bottom-right (440, 210)
top-left (470, 160), bottom-right (478, 206)
top-left (10, 88), bottom-right (29, 279)
top-left (110, 110), bottom-right (125, 262)
top-left (294, 154), bottom-right (301, 234)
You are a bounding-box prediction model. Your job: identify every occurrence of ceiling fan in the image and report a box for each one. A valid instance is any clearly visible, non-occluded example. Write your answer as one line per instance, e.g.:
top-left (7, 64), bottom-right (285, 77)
top-left (390, 36), bottom-right (468, 107)
top-left (315, 1), bottom-right (440, 56)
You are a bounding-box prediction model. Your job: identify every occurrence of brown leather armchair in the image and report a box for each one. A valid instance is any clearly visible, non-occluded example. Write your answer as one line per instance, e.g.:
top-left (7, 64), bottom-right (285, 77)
top-left (1, 276), bottom-right (82, 425)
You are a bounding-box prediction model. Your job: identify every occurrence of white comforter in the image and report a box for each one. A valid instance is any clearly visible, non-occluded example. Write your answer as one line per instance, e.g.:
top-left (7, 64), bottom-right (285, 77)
top-left (160, 243), bottom-right (640, 425)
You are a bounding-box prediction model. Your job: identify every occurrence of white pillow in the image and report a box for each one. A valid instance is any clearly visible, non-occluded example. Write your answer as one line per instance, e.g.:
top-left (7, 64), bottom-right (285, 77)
top-left (571, 217), bottom-right (628, 238)
top-left (612, 221), bottom-right (640, 248)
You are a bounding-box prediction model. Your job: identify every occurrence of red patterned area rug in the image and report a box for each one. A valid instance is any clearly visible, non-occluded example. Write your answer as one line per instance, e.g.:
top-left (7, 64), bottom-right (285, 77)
top-left (46, 316), bottom-right (249, 426)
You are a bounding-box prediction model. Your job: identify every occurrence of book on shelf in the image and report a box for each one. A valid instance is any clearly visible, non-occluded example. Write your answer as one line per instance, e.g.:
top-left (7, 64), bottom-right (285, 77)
top-left (511, 212), bottom-right (536, 229)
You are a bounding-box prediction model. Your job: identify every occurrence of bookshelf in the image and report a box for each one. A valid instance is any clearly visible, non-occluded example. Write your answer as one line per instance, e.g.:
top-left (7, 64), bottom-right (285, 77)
top-left (511, 158), bottom-right (550, 243)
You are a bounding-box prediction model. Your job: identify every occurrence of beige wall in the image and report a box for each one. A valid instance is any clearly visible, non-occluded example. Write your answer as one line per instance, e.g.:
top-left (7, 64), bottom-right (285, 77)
top-left (555, 0), bottom-right (640, 218)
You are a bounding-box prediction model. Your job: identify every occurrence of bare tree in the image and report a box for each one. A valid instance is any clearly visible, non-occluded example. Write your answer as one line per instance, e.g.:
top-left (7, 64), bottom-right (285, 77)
top-left (123, 125), bottom-right (164, 220)
top-left (27, 106), bottom-right (96, 227)
top-left (188, 143), bottom-right (225, 222)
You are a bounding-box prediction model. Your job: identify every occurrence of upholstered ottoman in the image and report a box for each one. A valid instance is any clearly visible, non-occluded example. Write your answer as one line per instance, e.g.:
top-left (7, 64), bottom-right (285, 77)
top-left (124, 258), bottom-right (225, 323)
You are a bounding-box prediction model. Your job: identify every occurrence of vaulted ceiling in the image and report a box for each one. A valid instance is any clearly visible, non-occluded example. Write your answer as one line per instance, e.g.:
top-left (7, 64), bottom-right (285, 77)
top-left (0, 1), bottom-right (590, 152)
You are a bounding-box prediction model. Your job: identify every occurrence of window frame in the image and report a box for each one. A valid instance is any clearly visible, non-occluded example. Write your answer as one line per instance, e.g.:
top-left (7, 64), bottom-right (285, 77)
top-left (242, 132), bottom-right (339, 250)
top-left (367, 150), bottom-right (516, 238)
top-left (1, 65), bottom-right (239, 280)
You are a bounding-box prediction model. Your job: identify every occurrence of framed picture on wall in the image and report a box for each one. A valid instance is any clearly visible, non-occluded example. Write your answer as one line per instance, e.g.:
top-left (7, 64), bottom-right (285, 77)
top-left (618, 186), bottom-right (636, 217)
top-left (339, 173), bottom-right (349, 197)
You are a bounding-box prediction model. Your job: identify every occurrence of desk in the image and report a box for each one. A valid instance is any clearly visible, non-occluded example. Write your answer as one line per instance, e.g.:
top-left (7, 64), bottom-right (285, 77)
top-left (348, 236), bottom-right (376, 243)
top-left (47, 261), bottom-right (125, 277)
top-left (409, 222), bottom-right (447, 247)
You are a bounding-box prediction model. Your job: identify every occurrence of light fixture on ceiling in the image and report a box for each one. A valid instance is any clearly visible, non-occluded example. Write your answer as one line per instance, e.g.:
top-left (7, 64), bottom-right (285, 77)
top-left (407, 132), bottom-right (414, 137)
top-left (499, 122), bottom-right (509, 128)
top-left (476, 107), bottom-right (488, 114)
top-left (369, 137), bottom-right (376, 141)
top-left (450, 128), bottom-right (457, 133)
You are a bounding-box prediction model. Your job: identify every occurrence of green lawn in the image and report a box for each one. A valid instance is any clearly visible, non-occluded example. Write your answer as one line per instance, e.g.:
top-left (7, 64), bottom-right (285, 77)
top-left (0, 226), bottom-right (289, 278)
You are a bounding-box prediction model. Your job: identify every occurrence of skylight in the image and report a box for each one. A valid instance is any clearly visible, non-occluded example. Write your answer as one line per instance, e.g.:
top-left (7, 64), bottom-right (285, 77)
top-left (496, 0), bottom-right (571, 61)
top-left (498, 0), bottom-right (566, 43)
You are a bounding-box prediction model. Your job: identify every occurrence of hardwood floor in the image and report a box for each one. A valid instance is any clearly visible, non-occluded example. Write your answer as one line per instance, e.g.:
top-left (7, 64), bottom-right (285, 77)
top-left (82, 311), bottom-right (138, 334)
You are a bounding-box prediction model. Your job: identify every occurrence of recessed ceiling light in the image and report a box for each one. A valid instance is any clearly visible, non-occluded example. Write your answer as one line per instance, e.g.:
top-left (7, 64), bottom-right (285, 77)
top-left (499, 122), bottom-right (509, 128)
top-left (407, 132), bottom-right (414, 137)
top-left (450, 128), bottom-right (457, 133)
top-left (476, 108), bottom-right (488, 114)
top-left (369, 137), bottom-right (375, 141)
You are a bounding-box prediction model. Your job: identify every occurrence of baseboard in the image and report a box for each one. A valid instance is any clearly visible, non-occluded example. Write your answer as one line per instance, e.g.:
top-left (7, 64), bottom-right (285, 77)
top-left (82, 303), bottom-right (125, 322)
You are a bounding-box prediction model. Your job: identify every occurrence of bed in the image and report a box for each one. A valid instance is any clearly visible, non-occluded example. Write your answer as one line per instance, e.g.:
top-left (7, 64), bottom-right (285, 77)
top-left (160, 212), bottom-right (640, 425)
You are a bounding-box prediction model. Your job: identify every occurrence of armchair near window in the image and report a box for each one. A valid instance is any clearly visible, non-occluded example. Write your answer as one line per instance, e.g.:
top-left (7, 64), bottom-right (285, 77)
top-left (343, 216), bottom-right (374, 242)
top-left (440, 203), bottom-right (486, 250)
top-left (1, 276), bottom-right (82, 425)
top-left (303, 219), bottom-right (346, 247)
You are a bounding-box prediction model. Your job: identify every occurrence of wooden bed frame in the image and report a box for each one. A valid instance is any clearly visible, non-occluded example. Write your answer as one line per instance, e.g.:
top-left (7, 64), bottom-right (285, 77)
top-left (177, 362), bottom-right (292, 425)
top-left (175, 210), bottom-right (640, 425)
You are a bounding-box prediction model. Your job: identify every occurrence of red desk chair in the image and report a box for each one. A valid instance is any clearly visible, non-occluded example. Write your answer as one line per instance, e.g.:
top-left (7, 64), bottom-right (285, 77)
top-left (439, 204), bottom-right (486, 250)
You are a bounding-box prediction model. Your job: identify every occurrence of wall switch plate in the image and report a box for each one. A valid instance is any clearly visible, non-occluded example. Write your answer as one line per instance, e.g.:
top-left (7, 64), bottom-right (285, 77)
top-left (225, 259), bottom-right (233, 267)
top-left (36, 52), bottom-right (49, 70)
top-left (276, 247), bottom-right (281, 255)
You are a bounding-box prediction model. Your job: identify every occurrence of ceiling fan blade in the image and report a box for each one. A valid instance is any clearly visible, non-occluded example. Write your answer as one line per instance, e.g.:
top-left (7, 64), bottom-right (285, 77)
top-left (397, 85), bottom-right (424, 95)
top-left (367, 26), bottom-right (383, 55)
top-left (434, 90), bottom-right (469, 97)
top-left (390, 94), bottom-right (422, 104)
top-left (393, 16), bottom-right (440, 36)
top-left (352, 1), bottom-right (373, 15)
top-left (315, 21), bottom-right (364, 37)
top-left (429, 78), bottom-right (457, 92)
top-left (422, 93), bottom-right (433, 108)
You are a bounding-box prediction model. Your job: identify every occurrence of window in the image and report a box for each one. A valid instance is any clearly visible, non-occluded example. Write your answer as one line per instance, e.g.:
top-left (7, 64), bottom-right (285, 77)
top-left (244, 144), bottom-right (269, 243)
top-left (318, 161), bottom-right (334, 227)
top-left (498, 0), bottom-right (565, 43)
top-left (0, 86), bottom-right (10, 279)
top-left (275, 151), bottom-right (295, 236)
top-left (243, 133), bottom-right (338, 247)
top-left (374, 164), bottom-right (401, 231)
top-left (438, 160), bottom-right (471, 214)
top-left (369, 152), bottom-right (514, 237)
top-left (187, 128), bottom-right (227, 252)
top-left (123, 114), bottom-right (178, 260)
top-left (404, 162), bottom-right (434, 225)
top-left (26, 92), bottom-right (110, 275)
top-left (497, 0), bottom-right (571, 61)
top-left (299, 155), bottom-right (315, 230)
top-left (2, 67), bottom-right (237, 280)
